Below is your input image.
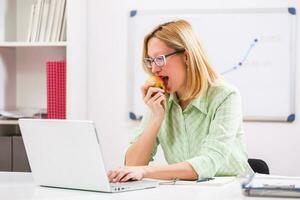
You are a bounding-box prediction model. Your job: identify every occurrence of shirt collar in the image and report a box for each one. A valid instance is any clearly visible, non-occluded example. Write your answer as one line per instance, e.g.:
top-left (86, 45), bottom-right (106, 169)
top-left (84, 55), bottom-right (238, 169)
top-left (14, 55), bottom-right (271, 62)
top-left (190, 91), bottom-right (208, 114)
top-left (167, 89), bottom-right (208, 115)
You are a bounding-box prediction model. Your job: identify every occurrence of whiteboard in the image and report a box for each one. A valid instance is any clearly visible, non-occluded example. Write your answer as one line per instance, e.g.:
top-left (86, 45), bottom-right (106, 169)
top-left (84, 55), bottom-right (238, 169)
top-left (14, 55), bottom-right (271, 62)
top-left (127, 8), bottom-right (296, 122)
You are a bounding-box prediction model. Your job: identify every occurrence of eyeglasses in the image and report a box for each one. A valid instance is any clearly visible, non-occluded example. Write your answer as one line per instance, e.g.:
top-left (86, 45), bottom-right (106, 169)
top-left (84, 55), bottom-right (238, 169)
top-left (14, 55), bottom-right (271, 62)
top-left (144, 49), bottom-right (185, 69)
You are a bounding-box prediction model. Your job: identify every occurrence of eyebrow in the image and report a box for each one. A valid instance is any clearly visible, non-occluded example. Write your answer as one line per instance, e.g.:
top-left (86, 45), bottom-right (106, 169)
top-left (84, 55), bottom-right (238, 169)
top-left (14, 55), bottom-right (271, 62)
top-left (147, 49), bottom-right (185, 59)
top-left (146, 52), bottom-right (167, 59)
top-left (146, 53), bottom-right (162, 58)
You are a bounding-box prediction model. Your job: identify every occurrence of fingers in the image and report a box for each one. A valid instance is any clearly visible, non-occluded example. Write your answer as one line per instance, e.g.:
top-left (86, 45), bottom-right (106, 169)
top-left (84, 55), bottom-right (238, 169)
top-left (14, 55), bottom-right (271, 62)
top-left (141, 80), bottom-right (155, 97)
top-left (108, 168), bottom-right (130, 183)
top-left (144, 87), bottom-right (165, 104)
top-left (146, 91), bottom-right (163, 103)
top-left (148, 93), bottom-right (166, 108)
top-left (120, 173), bottom-right (136, 182)
top-left (107, 167), bottom-right (144, 183)
top-left (141, 83), bottom-right (164, 99)
top-left (158, 95), bottom-right (166, 110)
top-left (107, 170), bottom-right (118, 182)
top-left (114, 170), bottom-right (130, 183)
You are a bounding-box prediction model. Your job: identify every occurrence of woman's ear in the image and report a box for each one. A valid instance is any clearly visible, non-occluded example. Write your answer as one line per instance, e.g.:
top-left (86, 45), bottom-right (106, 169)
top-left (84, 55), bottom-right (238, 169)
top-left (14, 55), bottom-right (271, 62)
top-left (184, 51), bottom-right (189, 65)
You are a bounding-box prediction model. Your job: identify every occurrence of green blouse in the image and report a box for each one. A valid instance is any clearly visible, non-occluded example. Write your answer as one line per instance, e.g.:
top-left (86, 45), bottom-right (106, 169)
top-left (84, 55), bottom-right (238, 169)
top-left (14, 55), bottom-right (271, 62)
top-left (131, 80), bottom-right (253, 179)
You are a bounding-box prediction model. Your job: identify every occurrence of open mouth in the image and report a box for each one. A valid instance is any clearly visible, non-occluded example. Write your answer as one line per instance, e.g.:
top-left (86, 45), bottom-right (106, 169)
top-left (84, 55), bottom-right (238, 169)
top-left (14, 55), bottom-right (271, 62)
top-left (160, 76), bottom-right (169, 89)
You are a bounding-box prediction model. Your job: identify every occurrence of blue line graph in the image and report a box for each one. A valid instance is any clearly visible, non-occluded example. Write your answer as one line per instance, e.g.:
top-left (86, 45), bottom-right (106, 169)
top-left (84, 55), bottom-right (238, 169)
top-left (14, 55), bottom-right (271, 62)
top-left (221, 38), bottom-right (258, 75)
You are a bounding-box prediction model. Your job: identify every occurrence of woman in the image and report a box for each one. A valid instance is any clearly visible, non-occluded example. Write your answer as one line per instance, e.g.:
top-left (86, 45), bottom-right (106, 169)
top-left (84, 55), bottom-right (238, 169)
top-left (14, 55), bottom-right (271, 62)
top-left (108, 20), bottom-right (253, 182)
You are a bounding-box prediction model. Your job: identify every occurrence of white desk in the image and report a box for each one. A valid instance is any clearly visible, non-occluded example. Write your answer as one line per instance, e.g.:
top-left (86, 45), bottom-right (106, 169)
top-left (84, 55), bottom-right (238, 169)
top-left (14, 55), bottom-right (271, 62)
top-left (0, 172), bottom-right (292, 200)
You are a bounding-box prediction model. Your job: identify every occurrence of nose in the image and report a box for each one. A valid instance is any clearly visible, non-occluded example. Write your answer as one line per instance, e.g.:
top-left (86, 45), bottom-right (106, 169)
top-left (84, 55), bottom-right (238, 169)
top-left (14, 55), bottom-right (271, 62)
top-left (151, 65), bottom-right (162, 74)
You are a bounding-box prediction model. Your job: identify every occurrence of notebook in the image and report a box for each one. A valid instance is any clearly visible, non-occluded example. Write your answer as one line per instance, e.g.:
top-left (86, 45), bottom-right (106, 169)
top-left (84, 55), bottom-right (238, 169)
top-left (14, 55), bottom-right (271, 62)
top-left (19, 119), bottom-right (158, 192)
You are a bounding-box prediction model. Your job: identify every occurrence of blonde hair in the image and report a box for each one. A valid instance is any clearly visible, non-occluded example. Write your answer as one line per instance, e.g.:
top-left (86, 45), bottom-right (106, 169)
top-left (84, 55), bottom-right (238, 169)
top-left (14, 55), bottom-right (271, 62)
top-left (142, 20), bottom-right (220, 101)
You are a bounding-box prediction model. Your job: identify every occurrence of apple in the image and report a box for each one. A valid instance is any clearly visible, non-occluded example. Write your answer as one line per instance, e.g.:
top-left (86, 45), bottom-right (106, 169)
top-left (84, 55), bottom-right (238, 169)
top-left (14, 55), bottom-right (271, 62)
top-left (148, 76), bottom-right (165, 90)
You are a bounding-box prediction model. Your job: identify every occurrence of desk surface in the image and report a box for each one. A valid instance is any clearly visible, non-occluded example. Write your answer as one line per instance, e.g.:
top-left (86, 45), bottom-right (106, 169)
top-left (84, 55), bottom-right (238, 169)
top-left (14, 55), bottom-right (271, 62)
top-left (0, 172), bottom-right (293, 200)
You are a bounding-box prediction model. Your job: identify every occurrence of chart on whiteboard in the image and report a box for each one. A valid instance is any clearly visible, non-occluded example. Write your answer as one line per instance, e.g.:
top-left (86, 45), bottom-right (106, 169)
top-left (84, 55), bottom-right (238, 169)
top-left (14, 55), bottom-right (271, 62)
top-left (128, 8), bottom-right (296, 122)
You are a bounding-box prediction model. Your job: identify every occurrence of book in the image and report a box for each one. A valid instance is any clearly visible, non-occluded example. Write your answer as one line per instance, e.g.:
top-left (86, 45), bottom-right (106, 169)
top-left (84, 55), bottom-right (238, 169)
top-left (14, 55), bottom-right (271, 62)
top-left (39, 0), bottom-right (50, 41)
top-left (27, 4), bottom-right (35, 42)
top-left (45, 0), bottom-right (57, 42)
top-left (50, 0), bottom-right (62, 41)
top-left (60, 13), bottom-right (66, 41)
top-left (31, 0), bottom-right (41, 42)
top-left (36, 0), bottom-right (45, 41)
top-left (242, 173), bottom-right (300, 198)
top-left (55, 0), bottom-right (66, 41)
top-left (46, 61), bottom-right (55, 118)
top-left (57, 61), bottom-right (66, 119)
top-left (46, 61), bottom-right (66, 119)
top-left (59, 1), bottom-right (67, 41)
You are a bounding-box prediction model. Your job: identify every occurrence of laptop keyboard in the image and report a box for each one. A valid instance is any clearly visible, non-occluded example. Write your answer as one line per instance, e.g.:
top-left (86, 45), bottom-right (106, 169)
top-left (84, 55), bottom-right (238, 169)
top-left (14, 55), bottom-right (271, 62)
top-left (110, 180), bottom-right (157, 192)
top-left (110, 180), bottom-right (152, 186)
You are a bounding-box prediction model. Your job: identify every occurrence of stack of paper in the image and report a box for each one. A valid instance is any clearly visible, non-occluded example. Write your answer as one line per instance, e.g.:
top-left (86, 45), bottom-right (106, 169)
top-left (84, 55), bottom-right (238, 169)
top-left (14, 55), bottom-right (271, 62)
top-left (242, 173), bottom-right (300, 198)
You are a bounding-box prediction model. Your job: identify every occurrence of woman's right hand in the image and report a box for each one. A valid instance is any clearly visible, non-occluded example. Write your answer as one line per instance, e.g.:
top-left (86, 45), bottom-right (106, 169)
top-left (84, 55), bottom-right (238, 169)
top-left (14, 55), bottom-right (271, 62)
top-left (141, 81), bottom-right (166, 122)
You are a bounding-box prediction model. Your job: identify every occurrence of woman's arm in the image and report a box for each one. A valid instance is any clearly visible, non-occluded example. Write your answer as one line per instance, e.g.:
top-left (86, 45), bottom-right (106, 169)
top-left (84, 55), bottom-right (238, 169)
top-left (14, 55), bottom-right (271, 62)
top-left (108, 162), bottom-right (198, 182)
top-left (143, 162), bottom-right (198, 180)
top-left (125, 118), bottom-right (162, 166)
top-left (126, 82), bottom-right (166, 166)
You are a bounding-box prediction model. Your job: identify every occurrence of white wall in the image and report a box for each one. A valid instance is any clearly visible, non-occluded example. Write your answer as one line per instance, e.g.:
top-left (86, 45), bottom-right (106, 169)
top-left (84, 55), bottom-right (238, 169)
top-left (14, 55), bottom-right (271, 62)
top-left (87, 0), bottom-right (300, 175)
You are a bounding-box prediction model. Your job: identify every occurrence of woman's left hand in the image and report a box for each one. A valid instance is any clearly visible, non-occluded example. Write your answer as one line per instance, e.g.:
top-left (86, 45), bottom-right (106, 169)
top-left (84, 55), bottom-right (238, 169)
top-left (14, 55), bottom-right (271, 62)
top-left (107, 166), bottom-right (146, 183)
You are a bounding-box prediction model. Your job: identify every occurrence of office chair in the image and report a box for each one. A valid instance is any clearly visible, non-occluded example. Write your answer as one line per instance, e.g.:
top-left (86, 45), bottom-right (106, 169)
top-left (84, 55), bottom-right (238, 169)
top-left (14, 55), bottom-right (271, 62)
top-left (248, 158), bottom-right (269, 174)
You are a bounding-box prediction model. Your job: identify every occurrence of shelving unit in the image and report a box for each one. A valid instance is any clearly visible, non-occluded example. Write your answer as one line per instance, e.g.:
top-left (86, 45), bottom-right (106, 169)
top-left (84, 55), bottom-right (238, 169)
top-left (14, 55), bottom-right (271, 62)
top-left (0, 0), bottom-right (88, 171)
top-left (0, 42), bottom-right (67, 47)
top-left (0, 120), bottom-right (18, 125)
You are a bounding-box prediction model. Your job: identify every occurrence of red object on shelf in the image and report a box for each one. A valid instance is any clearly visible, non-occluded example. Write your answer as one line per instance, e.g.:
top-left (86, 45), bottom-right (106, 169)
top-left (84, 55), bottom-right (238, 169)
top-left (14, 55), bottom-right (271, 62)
top-left (46, 61), bottom-right (66, 119)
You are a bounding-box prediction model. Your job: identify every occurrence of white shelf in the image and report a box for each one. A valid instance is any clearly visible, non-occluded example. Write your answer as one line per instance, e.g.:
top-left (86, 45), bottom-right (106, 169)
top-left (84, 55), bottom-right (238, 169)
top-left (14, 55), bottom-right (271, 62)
top-left (0, 120), bottom-right (18, 125)
top-left (0, 42), bottom-right (67, 47)
top-left (0, 0), bottom-right (87, 121)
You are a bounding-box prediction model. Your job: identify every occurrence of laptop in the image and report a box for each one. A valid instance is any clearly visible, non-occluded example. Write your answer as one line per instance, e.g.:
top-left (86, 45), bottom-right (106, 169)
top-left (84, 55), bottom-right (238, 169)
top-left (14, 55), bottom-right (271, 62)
top-left (18, 119), bottom-right (158, 192)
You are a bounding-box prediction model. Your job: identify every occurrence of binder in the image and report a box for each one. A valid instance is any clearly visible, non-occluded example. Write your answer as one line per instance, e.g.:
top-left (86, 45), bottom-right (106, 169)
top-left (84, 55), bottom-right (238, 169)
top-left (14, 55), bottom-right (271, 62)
top-left (242, 173), bottom-right (300, 198)
top-left (46, 61), bottom-right (66, 119)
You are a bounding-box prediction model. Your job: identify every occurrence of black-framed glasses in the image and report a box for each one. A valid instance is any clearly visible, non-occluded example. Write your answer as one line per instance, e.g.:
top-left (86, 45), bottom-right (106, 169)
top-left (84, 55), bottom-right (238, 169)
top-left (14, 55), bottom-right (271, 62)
top-left (144, 49), bottom-right (185, 69)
